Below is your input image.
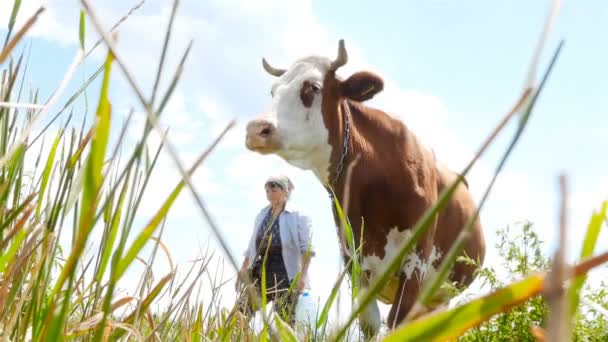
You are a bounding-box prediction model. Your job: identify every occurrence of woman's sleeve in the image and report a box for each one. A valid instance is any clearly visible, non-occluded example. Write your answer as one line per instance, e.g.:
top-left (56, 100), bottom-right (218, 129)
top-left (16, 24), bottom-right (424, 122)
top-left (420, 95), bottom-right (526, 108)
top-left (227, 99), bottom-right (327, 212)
top-left (296, 213), bottom-right (315, 255)
top-left (244, 212), bottom-right (260, 258)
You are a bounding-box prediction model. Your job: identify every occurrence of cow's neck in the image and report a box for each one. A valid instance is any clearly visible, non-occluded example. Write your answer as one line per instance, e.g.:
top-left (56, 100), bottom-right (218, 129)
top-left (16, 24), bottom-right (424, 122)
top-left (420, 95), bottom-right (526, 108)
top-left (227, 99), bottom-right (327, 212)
top-left (326, 99), bottom-right (395, 201)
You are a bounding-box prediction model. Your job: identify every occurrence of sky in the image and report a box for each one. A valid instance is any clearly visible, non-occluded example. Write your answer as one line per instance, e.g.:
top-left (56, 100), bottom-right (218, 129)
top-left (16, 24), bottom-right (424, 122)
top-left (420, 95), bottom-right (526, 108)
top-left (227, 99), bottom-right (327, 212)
top-left (1, 0), bottom-right (607, 327)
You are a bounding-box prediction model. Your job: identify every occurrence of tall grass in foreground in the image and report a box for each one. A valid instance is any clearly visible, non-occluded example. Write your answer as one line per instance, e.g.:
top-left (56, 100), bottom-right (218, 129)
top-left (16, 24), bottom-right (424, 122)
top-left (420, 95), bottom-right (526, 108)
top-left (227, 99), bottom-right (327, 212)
top-left (1, 0), bottom-right (608, 341)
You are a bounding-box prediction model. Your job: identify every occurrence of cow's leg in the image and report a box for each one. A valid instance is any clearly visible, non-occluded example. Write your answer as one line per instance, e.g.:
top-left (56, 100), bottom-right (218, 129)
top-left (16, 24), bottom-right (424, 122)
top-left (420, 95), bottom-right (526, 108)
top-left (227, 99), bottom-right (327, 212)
top-left (357, 294), bottom-right (381, 339)
top-left (386, 241), bottom-right (437, 329)
top-left (386, 271), bottom-right (420, 329)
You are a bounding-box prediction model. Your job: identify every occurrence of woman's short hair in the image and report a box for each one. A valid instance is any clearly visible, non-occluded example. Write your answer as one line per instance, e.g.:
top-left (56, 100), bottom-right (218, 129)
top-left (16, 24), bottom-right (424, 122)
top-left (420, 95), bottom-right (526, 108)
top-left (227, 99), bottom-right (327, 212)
top-left (265, 175), bottom-right (294, 198)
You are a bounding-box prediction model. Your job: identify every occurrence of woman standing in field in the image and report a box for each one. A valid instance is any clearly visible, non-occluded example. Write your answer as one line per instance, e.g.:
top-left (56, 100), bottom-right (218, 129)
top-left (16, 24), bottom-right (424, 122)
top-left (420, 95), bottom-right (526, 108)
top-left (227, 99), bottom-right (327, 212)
top-left (235, 175), bottom-right (315, 325)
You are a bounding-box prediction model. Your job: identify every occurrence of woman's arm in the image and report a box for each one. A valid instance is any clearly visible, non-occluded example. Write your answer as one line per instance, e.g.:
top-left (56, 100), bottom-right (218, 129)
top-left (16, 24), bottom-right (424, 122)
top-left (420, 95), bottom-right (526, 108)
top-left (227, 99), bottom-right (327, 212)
top-left (295, 213), bottom-right (315, 290)
top-left (296, 214), bottom-right (316, 256)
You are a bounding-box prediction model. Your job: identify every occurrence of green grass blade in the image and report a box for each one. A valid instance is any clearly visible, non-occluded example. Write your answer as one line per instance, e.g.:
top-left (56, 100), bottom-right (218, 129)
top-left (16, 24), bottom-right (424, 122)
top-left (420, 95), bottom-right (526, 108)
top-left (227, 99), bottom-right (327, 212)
top-left (329, 190), bottom-right (361, 301)
top-left (35, 130), bottom-right (61, 219)
top-left (3, 0), bottom-right (22, 48)
top-left (383, 274), bottom-right (545, 342)
top-left (317, 259), bottom-right (351, 330)
top-left (44, 272), bottom-right (76, 342)
top-left (95, 172), bottom-right (130, 282)
top-left (0, 144), bottom-right (25, 206)
top-left (47, 48), bottom-right (113, 305)
top-left (275, 316), bottom-right (299, 342)
top-left (568, 200), bottom-right (607, 316)
top-left (260, 236), bottom-right (271, 342)
top-left (0, 192), bottom-right (35, 235)
top-left (79, 10), bottom-right (85, 51)
top-left (0, 228), bottom-right (28, 273)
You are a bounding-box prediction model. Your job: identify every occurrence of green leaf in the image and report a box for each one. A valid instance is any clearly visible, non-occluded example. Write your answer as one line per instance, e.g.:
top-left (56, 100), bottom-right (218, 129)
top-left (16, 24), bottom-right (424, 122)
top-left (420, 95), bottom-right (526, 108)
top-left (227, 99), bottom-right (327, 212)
top-left (36, 130), bottom-right (62, 219)
top-left (568, 200), bottom-right (607, 316)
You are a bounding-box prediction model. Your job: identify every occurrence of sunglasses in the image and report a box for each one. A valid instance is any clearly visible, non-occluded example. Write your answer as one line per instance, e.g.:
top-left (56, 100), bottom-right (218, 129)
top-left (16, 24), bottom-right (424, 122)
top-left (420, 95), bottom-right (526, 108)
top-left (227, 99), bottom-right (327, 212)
top-left (265, 181), bottom-right (283, 190)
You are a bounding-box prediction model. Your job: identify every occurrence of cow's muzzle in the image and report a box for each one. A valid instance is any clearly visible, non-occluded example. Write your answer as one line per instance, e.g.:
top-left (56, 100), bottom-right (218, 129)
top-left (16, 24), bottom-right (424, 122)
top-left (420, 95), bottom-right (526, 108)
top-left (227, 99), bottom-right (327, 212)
top-left (245, 118), bottom-right (282, 154)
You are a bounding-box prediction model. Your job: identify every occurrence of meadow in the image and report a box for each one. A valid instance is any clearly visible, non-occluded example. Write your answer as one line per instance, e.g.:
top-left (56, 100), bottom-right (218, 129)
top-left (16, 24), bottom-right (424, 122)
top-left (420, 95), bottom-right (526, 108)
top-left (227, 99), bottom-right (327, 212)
top-left (0, 1), bottom-right (607, 341)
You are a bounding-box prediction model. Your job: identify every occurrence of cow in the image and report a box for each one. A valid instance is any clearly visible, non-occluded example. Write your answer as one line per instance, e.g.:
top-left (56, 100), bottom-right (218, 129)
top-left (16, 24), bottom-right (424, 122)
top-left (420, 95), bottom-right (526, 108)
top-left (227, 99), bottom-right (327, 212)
top-left (244, 39), bottom-right (486, 337)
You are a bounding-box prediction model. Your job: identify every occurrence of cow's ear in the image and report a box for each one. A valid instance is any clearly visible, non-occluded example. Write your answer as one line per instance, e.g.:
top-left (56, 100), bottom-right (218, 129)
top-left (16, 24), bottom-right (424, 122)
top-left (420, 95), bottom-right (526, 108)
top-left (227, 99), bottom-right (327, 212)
top-left (341, 71), bottom-right (384, 102)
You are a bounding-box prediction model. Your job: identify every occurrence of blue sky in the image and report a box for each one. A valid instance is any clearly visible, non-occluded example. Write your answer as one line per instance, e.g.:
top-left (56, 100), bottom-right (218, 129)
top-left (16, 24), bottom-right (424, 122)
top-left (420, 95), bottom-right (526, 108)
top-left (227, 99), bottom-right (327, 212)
top-left (2, 0), bottom-right (607, 325)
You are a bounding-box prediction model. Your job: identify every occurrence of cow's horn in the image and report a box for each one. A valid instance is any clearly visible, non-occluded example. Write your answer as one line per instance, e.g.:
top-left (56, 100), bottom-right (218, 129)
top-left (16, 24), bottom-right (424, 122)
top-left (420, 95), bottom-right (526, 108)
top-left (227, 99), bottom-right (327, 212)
top-left (262, 58), bottom-right (286, 77)
top-left (329, 39), bottom-right (348, 71)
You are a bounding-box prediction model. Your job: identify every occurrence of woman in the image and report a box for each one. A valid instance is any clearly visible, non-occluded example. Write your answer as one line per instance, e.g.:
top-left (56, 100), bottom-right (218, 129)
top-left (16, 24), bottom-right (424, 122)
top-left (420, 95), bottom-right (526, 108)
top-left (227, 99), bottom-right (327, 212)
top-left (236, 175), bottom-right (315, 325)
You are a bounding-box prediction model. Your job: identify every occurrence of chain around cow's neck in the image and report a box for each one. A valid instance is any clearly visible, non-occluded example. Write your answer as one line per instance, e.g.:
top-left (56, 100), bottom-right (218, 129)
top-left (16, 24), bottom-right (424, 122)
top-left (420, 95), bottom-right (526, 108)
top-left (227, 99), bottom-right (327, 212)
top-left (329, 101), bottom-right (351, 201)
top-left (329, 101), bottom-right (353, 262)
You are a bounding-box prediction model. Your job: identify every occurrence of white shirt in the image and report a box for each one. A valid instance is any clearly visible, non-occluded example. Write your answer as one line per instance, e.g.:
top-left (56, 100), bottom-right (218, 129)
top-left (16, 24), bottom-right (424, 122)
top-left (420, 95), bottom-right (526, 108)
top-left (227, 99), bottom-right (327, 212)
top-left (243, 203), bottom-right (315, 289)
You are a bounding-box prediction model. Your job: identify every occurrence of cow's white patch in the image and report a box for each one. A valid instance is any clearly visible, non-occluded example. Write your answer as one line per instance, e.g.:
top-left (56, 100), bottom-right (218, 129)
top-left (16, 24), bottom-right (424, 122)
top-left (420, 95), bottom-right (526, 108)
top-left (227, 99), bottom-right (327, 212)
top-left (361, 227), bottom-right (442, 285)
top-left (263, 57), bottom-right (334, 183)
top-left (403, 243), bottom-right (442, 282)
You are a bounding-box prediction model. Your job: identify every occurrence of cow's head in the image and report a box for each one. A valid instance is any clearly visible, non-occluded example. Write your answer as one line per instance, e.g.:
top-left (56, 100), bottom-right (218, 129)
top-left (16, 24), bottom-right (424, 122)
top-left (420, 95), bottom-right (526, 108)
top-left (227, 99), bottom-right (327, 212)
top-left (245, 40), bottom-right (384, 181)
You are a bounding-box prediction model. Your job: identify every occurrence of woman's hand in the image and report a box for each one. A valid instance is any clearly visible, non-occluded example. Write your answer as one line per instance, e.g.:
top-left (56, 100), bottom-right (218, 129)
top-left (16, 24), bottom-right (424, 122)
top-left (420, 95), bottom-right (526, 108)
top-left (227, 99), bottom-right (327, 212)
top-left (296, 277), bottom-right (306, 292)
top-left (236, 257), bottom-right (250, 293)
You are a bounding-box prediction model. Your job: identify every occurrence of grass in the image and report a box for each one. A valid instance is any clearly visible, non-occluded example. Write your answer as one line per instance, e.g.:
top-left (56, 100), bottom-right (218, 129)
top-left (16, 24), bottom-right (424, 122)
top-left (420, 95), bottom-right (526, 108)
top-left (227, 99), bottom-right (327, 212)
top-left (1, 0), bottom-right (607, 341)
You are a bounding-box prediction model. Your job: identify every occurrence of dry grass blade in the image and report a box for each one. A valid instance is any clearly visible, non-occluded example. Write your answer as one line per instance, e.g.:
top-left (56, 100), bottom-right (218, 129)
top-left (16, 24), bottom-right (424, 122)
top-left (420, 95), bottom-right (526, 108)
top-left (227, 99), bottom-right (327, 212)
top-left (111, 296), bottom-right (137, 311)
top-left (531, 326), bottom-right (547, 341)
top-left (524, 0), bottom-right (562, 88)
top-left (69, 296), bottom-right (137, 335)
top-left (0, 204), bottom-right (34, 250)
top-left (84, 0), bottom-right (146, 58)
top-left (151, 236), bottom-right (175, 272)
top-left (117, 273), bottom-right (174, 331)
top-left (544, 174), bottom-right (570, 341)
top-left (0, 7), bottom-right (45, 65)
top-left (0, 101), bottom-right (44, 109)
top-left (150, 0), bottom-right (179, 106)
top-left (112, 322), bottom-right (144, 341)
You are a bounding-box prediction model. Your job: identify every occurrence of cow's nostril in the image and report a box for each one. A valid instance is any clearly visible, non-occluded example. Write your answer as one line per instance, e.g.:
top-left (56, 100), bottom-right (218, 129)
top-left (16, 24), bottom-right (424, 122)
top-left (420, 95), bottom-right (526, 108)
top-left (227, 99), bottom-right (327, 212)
top-left (260, 127), bottom-right (271, 137)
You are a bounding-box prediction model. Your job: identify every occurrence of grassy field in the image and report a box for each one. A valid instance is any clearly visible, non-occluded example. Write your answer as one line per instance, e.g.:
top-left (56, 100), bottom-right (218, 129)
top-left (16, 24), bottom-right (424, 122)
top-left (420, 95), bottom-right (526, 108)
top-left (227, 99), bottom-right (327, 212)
top-left (1, 0), bottom-right (607, 341)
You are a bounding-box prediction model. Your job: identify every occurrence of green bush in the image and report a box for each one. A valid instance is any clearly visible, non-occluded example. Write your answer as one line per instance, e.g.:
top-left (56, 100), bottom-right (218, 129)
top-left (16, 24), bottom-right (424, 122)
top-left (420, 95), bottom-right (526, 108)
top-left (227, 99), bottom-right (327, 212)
top-left (461, 222), bottom-right (608, 342)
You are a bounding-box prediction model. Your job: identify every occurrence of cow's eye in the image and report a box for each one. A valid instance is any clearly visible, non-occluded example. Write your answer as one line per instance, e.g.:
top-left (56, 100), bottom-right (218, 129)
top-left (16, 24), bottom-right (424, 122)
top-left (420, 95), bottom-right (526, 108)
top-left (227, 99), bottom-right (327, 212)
top-left (311, 83), bottom-right (321, 92)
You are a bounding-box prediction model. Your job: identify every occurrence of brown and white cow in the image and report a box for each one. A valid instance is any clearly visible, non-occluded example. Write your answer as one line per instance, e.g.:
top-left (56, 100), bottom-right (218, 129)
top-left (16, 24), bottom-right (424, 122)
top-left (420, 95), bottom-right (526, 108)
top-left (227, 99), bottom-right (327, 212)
top-left (245, 39), bottom-right (486, 337)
